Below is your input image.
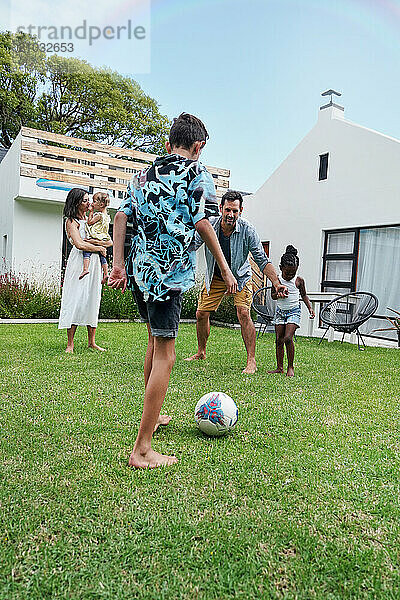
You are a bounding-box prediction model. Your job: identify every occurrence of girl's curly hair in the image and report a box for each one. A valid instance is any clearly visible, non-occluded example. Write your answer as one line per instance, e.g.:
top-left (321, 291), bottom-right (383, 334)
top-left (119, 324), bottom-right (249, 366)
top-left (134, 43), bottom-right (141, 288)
top-left (280, 245), bottom-right (299, 268)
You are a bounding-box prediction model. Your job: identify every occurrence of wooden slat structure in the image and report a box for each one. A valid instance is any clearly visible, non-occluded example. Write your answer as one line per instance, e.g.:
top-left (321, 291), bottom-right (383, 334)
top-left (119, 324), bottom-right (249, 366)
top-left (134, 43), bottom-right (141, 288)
top-left (249, 240), bottom-right (270, 291)
top-left (19, 127), bottom-right (230, 198)
top-left (249, 256), bottom-right (267, 292)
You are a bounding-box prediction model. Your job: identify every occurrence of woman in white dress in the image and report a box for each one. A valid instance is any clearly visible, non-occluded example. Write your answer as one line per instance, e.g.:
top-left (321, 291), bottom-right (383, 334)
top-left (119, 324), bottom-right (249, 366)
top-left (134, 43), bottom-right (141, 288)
top-left (58, 188), bottom-right (112, 353)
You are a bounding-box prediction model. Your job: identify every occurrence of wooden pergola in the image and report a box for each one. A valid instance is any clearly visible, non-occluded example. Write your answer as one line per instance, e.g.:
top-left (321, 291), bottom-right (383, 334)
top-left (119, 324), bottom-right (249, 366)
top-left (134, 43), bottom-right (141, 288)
top-left (19, 127), bottom-right (230, 199)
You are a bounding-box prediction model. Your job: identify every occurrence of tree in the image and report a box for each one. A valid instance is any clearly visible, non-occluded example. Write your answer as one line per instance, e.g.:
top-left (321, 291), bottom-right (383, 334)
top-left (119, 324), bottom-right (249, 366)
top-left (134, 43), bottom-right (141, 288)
top-left (0, 32), bottom-right (46, 147)
top-left (0, 34), bottom-right (170, 154)
top-left (36, 56), bottom-right (170, 154)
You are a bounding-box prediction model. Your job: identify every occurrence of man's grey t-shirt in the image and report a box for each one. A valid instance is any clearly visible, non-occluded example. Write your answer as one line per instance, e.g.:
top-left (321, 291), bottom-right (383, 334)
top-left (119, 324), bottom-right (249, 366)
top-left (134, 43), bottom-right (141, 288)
top-left (195, 216), bottom-right (270, 293)
top-left (213, 228), bottom-right (231, 279)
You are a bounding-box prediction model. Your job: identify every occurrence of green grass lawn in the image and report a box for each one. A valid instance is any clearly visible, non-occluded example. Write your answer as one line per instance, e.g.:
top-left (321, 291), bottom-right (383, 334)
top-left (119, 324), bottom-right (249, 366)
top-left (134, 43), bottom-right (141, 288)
top-left (1, 323), bottom-right (400, 599)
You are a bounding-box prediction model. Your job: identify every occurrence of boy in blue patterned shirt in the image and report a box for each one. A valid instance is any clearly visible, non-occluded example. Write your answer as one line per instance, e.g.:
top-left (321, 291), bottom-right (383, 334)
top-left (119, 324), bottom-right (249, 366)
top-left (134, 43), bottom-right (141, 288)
top-left (109, 113), bottom-right (237, 468)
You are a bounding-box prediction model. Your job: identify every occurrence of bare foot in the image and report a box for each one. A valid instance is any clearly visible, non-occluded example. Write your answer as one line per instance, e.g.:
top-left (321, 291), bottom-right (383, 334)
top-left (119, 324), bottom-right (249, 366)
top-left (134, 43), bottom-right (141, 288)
top-left (65, 346), bottom-right (74, 354)
top-left (242, 361), bottom-right (257, 374)
top-left (79, 270), bottom-right (89, 280)
top-left (286, 367), bottom-right (295, 377)
top-left (153, 414), bottom-right (172, 433)
top-left (184, 352), bottom-right (206, 361)
top-left (268, 368), bottom-right (284, 374)
top-left (128, 448), bottom-right (178, 469)
top-left (88, 344), bottom-right (106, 352)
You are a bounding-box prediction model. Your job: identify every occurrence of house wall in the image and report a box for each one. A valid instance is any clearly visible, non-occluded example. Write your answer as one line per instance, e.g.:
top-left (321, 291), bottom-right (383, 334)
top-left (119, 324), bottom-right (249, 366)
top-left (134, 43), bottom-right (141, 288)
top-left (244, 106), bottom-right (400, 336)
top-left (18, 169), bottom-right (68, 205)
top-left (0, 133), bottom-right (22, 274)
top-left (13, 199), bottom-right (64, 288)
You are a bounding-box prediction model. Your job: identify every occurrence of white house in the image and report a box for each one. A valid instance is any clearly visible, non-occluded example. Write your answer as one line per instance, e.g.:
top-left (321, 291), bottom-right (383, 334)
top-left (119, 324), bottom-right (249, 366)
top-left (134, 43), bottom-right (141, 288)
top-left (244, 93), bottom-right (400, 344)
top-left (0, 127), bottom-right (230, 288)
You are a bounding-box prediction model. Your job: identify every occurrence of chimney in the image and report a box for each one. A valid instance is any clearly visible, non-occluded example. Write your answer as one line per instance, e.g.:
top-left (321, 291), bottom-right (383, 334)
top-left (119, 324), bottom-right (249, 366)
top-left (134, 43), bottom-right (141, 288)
top-left (318, 89), bottom-right (345, 121)
top-left (320, 89), bottom-right (344, 111)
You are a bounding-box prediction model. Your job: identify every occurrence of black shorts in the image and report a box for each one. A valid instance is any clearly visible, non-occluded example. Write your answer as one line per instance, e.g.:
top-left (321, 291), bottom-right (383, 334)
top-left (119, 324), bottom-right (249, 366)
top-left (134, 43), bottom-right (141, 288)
top-left (131, 278), bottom-right (183, 338)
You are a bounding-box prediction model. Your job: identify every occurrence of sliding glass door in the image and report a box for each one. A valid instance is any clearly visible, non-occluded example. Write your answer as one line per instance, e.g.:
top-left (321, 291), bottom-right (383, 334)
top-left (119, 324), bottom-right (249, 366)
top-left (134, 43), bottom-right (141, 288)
top-left (357, 227), bottom-right (400, 341)
top-left (322, 225), bottom-right (400, 342)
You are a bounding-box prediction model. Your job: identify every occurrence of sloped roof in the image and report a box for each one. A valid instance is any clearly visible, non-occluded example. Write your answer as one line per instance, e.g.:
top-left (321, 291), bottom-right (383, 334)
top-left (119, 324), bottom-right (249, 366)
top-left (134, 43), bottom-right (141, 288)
top-left (341, 117), bottom-right (400, 145)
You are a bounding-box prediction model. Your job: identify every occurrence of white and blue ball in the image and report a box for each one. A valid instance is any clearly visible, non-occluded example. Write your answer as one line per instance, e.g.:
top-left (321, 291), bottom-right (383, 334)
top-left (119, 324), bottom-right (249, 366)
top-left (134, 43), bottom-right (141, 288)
top-left (194, 392), bottom-right (238, 437)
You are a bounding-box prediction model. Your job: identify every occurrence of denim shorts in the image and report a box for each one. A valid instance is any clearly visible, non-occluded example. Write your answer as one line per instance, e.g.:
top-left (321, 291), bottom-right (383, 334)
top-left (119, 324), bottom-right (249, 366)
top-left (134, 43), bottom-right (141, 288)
top-left (82, 251), bottom-right (107, 265)
top-left (274, 305), bottom-right (301, 328)
top-left (131, 278), bottom-right (183, 338)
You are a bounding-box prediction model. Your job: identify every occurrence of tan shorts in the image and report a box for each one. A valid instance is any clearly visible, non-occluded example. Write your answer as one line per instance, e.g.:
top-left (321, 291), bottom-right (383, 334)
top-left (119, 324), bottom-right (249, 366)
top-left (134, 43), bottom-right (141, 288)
top-left (197, 276), bottom-right (253, 312)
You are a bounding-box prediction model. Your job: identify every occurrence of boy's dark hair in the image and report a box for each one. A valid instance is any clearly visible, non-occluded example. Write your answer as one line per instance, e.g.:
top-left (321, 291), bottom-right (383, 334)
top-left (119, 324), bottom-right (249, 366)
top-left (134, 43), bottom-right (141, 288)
top-left (169, 113), bottom-right (209, 150)
top-left (221, 190), bottom-right (243, 208)
top-left (63, 188), bottom-right (87, 220)
top-left (280, 245), bottom-right (299, 268)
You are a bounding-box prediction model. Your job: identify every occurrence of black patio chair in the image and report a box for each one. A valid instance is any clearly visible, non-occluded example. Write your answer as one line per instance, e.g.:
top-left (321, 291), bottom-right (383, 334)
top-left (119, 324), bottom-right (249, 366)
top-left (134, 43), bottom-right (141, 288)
top-left (319, 291), bottom-right (378, 350)
top-left (252, 285), bottom-right (276, 339)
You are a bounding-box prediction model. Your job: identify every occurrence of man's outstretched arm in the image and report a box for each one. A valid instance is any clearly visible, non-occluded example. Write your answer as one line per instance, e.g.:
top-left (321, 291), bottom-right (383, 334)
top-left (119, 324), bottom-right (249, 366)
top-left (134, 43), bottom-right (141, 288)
top-left (195, 218), bottom-right (237, 294)
top-left (108, 211), bottom-right (128, 292)
top-left (263, 263), bottom-right (288, 298)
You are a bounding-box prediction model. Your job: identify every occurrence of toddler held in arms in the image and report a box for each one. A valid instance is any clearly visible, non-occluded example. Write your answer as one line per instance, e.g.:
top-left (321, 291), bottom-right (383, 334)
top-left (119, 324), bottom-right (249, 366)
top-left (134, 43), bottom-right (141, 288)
top-left (79, 192), bottom-right (112, 284)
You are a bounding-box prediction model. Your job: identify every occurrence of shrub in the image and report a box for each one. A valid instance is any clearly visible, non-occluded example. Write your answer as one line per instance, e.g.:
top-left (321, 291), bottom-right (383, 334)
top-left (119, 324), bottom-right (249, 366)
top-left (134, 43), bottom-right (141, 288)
top-left (181, 282), bottom-right (239, 324)
top-left (0, 272), bottom-right (245, 325)
top-left (182, 282), bottom-right (256, 325)
top-left (0, 272), bottom-right (61, 318)
top-left (99, 285), bottom-right (138, 320)
top-left (0, 271), bottom-right (139, 320)
top-left (181, 285), bottom-right (199, 319)
top-left (212, 294), bottom-right (239, 324)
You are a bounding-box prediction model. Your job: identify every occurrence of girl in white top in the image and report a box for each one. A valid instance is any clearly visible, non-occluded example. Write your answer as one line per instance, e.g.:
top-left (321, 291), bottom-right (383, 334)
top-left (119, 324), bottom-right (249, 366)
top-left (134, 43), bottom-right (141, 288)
top-left (269, 245), bottom-right (315, 377)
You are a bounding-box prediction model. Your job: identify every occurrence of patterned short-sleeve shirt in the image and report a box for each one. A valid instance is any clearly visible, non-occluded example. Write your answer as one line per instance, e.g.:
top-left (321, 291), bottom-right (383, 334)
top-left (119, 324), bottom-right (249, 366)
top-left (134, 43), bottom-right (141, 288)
top-left (118, 153), bottom-right (219, 301)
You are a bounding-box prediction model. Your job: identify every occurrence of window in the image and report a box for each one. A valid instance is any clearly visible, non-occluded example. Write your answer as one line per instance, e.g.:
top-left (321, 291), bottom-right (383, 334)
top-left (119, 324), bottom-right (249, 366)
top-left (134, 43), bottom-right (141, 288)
top-left (357, 226), bottom-right (400, 341)
top-left (318, 153), bottom-right (329, 180)
top-left (325, 259), bottom-right (354, 283)
top-left (322, 226), bottom-right (400, 341)
top-left (2, 234), bottom-right (7, 259)
top-left (322, 229), bottom-right (358, 295)
top-left (326, 231), bottom-right (354, 254)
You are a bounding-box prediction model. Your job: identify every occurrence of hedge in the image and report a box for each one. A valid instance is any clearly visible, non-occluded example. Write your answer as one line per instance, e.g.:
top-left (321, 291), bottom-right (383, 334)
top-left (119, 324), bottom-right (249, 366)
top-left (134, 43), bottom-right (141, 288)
top-left (0, 272), bottom-right (240, 324)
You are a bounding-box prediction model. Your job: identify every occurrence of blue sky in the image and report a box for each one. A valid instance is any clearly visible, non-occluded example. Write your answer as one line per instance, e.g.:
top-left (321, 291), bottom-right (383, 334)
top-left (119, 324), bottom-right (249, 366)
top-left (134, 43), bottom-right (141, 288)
top-left (5, 0), bottom-right (400, 191)
top-left (137, 0), bottom-right (400, 192)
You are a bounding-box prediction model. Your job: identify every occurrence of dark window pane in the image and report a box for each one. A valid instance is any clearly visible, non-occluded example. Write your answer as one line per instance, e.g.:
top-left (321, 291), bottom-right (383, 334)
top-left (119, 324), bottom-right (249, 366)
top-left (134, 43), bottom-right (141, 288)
top-left (319, 153), bottom-right (329, 180)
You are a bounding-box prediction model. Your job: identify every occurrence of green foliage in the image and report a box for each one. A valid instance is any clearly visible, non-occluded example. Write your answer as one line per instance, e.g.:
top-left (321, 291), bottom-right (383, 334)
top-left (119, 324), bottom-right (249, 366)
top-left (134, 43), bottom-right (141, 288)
top-left (0, 272), bottom-right (141, 320)
top-left (212, 294), bottom-right (239, 324)
top-left (181, 284), bottom-right (240, 323)
top-left (36, 55), bottom-right (170, 154)
top-left (181, 284), bottom-right (200, 319)
top-left (0, 32), bottom-right (169, 153)
top-left (181, 282), bottom-right (239, 324)
top-left (0, 32), bottom-right (46, 147)
top-left (99, 285), bottom-right (138, 320)
top-left (0, 272), bottom-right (60, 318)
top-left (0, 274), bottom-right (239, 324)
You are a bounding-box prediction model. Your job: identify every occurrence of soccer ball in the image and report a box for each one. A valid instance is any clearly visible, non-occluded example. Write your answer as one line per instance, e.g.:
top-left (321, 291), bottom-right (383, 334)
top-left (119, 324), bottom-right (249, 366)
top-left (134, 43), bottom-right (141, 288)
top-left (194, 392), bottom-right (238, 437)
